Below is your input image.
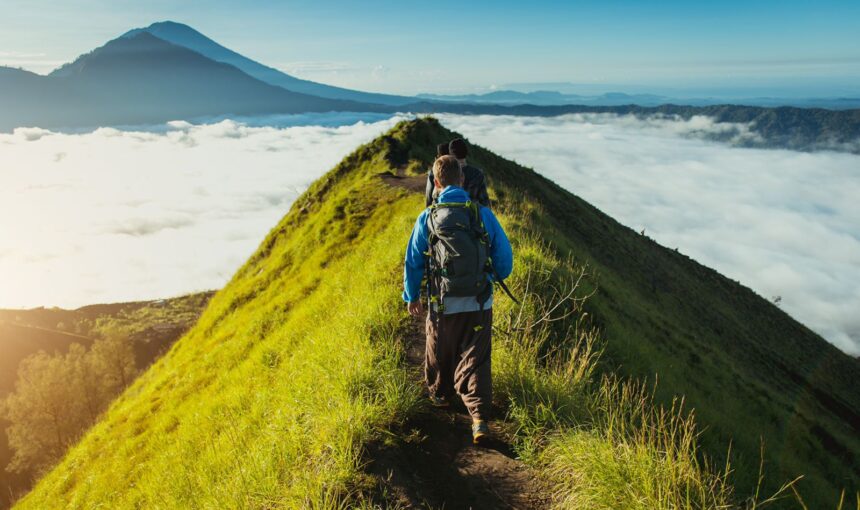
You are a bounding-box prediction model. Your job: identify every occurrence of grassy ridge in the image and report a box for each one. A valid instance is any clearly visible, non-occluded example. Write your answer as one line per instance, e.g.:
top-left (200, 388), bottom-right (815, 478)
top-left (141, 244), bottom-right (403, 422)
top-left (16, 133), bottom-right (426, 508)
top-left (489, 233), bottom-right (735, 508)
top-left (446, 120), bottom-right (859, 507)
top-left (375, 118), bottom-right (858, 506)
top-left (16, 118), bottom-right (858, 508)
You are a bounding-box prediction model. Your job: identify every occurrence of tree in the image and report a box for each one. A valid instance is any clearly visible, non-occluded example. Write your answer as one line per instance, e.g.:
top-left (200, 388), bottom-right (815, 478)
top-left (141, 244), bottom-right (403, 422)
top-left (90, 328), bottom-right (137, 390)
top-left (1, 351), bottom-right (85, 473)
top-left (67, 343), bottom-right (109, 423)
top-left (1, 331), bottom-right (138, 475)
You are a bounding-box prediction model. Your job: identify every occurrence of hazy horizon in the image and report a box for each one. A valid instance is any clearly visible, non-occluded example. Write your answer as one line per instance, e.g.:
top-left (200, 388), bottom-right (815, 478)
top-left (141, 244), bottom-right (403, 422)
top-left (1, 0), bottom-right (858, 97)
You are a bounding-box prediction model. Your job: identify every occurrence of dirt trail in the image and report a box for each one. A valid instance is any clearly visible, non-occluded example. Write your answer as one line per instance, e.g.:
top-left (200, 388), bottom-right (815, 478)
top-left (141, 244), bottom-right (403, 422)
top-left (364, 321), bottom-right (548, 509)
top-left (378, 170), bottom-right (426, 194)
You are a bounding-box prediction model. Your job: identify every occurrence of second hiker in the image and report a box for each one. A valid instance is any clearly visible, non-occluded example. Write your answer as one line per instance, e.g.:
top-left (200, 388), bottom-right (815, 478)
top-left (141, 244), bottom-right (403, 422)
top-left (424, 138), bottom-right (490, 208)
top-left (404, 154), bottom-right (513, 445)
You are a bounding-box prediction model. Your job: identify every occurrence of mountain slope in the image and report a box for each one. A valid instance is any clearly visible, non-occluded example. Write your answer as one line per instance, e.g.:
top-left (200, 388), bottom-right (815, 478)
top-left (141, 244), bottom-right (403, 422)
top-left (14, 118), bottom-right (858, 508)
top-left (14, 129), bottom-right (430, 508)
top-left (0, 32), bottom-right (387, 131)
top-left (120, 21), bottom-right (416, 106)
top-left (0, 67), bottom-right (69, 130)
top-left (0, 292), bottom-right (215, 398)
top-left (414, 101), bottom-right (860, 153)
top-left (0, 293), bottom-right (213, 509)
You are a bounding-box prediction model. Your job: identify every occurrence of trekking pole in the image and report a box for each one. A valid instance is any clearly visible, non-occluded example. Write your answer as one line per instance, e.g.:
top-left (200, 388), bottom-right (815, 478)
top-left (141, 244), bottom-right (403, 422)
top-left (492, 268), bottom-right (520, 305)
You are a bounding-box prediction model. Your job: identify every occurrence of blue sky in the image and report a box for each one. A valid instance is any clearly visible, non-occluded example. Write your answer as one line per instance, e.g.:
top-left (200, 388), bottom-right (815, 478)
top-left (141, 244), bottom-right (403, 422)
top-left (1, 0), bottom-right (858, 95)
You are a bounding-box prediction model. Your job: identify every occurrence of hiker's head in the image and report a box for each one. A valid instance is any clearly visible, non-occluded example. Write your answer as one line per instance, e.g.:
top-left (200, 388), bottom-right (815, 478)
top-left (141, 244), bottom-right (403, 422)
top-left (436, 142), bottom-right (449, 157)
top-left (433, 155), bottom-right (464, 190)
top-left (449, 138), bottom-right (468, 161)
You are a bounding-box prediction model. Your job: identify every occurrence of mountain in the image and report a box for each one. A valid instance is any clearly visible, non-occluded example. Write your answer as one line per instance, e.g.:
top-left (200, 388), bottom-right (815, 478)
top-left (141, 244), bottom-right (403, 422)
top-left (418, 89), bottom-right (860, 109)
top-left (410, 101), bottom-right (860, 153)
top-left (0, 32), bottom-right (388, 131)
top-left (13, 118), bottom-right (857, 508)
top-left (120, 21), bottom-right (416, 106)
top-left (417, 89), bottom-right (671, 106)
top-left (1, 22), bottom-right (858, 154)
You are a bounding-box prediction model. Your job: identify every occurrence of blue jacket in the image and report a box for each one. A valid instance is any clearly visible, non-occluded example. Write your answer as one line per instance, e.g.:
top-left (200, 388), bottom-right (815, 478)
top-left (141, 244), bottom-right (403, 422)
top-left (403, 186), bottom-right (513, 303)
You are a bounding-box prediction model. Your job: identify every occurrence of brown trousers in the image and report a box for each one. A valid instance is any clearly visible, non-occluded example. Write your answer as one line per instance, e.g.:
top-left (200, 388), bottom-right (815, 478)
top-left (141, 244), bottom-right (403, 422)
top-left (425, 308), bottom-right (493, 421)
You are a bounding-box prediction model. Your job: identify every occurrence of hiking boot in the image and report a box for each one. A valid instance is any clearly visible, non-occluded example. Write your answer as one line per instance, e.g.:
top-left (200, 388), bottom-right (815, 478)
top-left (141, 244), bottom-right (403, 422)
top-left (429, 394), bottom-right (449, 408)
top-left (472, 420), bottom-right (490, 445)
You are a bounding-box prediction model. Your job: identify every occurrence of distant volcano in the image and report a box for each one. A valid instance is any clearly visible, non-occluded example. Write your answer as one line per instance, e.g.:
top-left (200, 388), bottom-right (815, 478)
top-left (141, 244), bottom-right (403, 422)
top-left (119, 21), bottom-right (415, 106)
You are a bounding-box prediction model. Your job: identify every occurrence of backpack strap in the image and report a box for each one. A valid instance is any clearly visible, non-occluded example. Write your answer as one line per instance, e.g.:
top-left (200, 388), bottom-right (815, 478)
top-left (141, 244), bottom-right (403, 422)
top-left (464, 201), bottom-right (519, 305)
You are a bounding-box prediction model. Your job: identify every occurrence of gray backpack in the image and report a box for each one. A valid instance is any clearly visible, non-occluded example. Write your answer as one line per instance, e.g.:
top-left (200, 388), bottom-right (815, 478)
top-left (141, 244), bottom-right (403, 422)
top-left (426, 201), bottom-right (492, 309)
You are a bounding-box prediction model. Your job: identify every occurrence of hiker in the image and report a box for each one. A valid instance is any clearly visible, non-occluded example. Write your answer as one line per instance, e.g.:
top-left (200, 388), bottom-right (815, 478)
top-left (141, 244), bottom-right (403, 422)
top-left (423, 142), bottom-right (450, 206)
top-left (424, 138), bottom-right (490, 208)
top-left (404, 154), bottom-right (513, 445)
top-left (437, 142), bottom-right (449, 157)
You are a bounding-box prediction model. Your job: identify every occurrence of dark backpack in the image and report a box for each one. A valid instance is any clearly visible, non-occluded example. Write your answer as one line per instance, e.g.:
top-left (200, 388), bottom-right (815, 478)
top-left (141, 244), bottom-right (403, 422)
top-left (424, 165), bottom-right (491, 208)
top-left (425, 201), bottom-right (492, 307)
top-left (462, 165), bottom-right (490, 207)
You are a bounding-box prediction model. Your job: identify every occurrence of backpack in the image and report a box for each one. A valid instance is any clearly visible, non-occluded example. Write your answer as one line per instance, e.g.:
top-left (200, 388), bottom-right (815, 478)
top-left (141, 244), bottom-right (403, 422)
top-left (425, 201), bottom-right (492, 309)
top-left (424, 165), bottom-right (491, 208)
top-left (462, 165), bottom-right (490, 207)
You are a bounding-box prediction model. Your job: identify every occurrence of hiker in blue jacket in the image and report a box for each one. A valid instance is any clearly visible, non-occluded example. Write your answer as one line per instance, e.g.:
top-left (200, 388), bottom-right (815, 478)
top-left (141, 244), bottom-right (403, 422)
top-left (403, 154), bottom-right (513, 445)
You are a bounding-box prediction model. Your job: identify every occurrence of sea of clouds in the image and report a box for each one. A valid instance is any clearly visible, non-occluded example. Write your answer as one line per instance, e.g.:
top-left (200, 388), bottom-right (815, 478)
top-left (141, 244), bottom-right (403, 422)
top-left (1, 112), bottom-right (858, 354)
top-left (0, 112), bottom-right (407, 310)
top-left (439, 113), bottom-right (860, 355)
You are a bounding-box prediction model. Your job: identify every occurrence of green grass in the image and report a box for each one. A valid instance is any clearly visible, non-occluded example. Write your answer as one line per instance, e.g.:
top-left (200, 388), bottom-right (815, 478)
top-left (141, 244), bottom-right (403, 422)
top-left (15, 117), bottom-right (858, 509)
top-left (488, 221), bottom-right (734, 509)
top-left (15, 132), bottom-right (426, 509)
top-left (453, 120), bottom-right (859, 508)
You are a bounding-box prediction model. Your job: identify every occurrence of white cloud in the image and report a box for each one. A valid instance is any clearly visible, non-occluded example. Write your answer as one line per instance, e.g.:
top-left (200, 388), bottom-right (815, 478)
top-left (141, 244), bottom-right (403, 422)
top-left (0, 52), bottom-right (47, 58)
top-left (437, 113), bottom-right (860, 355)
top-left (277, 61), bottom-right (358, 74)
top-left (0, 51), bottom-right (65, 71)
top-left (1, 111), bottom-right (858, 356)
top-left (105, 216), bottom-right (196, 237)
top-left (273, 61), bottom-right (395, 82)
top-left (0, 112), bottom-right (407, 311)
top-left (372, 64), bottom-right (390, 80)
top-left (13, 127), bottom-right (53, 142)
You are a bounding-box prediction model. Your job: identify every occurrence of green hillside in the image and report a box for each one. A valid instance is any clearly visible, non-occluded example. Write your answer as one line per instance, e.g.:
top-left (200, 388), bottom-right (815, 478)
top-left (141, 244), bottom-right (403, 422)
top-left (0, 292), bottom-right (215, 397)
top-left (15, 118), bottom-right (858, 508)
top-left (0, 292), bottom-right (213, 509)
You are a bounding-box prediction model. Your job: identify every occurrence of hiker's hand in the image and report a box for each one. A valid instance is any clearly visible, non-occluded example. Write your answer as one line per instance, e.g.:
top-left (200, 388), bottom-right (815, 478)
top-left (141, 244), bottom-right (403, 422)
top-left (407, 301), bottom-right (424, 317)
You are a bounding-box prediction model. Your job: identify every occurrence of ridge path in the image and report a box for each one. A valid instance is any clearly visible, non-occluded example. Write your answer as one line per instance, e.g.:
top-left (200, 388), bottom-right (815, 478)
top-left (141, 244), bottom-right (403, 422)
top-left (364, 318), bottom-right (549, 509)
